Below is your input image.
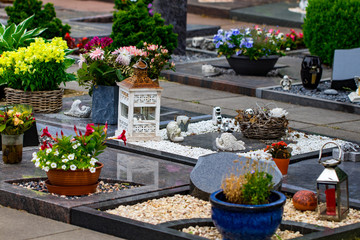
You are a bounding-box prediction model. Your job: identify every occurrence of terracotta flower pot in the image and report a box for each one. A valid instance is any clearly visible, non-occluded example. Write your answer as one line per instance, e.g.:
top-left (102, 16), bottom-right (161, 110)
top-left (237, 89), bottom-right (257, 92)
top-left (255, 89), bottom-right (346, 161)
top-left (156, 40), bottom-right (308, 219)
top-left (45, 162), bottom-right (103, 196)
top-left (273, 158), bottom-right (290, 175)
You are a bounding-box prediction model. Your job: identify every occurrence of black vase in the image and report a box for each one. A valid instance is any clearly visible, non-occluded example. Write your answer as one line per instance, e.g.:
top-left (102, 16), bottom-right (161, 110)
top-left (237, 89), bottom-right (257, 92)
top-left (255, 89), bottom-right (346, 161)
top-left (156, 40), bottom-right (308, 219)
top-left (300, 56), bottom-right (323, 89)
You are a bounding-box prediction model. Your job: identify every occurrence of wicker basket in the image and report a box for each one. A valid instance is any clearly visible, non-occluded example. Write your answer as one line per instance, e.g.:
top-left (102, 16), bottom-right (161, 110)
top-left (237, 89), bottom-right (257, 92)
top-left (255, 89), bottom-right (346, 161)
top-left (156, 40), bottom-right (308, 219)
top-left (235, 110), bottom-right (288, 139)
top-left (5, 87), bottom-right (63, 113)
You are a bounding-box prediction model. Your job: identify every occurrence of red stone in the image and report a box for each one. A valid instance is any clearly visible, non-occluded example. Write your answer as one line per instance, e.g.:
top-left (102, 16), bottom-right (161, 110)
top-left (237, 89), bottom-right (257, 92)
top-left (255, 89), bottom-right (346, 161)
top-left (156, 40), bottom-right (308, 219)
top-left (292, 190), bottom-right (317, 211)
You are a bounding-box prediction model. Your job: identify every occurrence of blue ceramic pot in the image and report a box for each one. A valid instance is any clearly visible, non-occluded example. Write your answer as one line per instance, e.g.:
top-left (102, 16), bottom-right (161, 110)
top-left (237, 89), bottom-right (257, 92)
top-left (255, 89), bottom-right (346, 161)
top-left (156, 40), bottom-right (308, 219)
top-left (210, 190), bottom-right (286, 240)
top-left (226, 55), bottom-right (279, 76)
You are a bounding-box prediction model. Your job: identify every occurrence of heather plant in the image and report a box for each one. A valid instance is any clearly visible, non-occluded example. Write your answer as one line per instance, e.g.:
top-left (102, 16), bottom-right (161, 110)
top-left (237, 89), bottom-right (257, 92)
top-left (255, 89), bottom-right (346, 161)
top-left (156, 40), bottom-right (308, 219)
top-left (222, 159), bottom-right (274, 205)
top-left (111, 0), bottom-right (177, 54)
top-left (5, 0), bottom-right (71, 39)
top-left (303, 0), bottom-right (360, 65)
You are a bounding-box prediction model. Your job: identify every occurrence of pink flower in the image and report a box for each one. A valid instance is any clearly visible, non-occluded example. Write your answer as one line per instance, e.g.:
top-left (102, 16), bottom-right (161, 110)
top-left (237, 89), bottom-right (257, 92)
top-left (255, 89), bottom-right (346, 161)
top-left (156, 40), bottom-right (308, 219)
top-left (41, 127), bottom-right (52, 138)
top-left (89, 48), bottom-right (105, 60)
top-left (85, 123), bottom-right (95, 136)
top-left (147, 44), bottom-right (158, 51)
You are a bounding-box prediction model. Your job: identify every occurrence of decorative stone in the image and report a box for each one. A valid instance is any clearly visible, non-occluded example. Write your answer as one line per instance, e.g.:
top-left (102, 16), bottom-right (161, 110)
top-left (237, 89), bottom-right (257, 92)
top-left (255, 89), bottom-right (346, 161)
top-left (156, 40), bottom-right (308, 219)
top-left (64, 99), bottom-right (91, 118)
top-left (348, 91), bottom-right (360, 102)
top-left (333, 149), bottom-right (360, 162)
top-left (215, 133), bottom-right (245, 151)
top-left (166, 121), bottom-right (184, 142)
top-left (190, 152), bottom-right (282, 200)
top-left (176, 115), bottom-right (190, 132)
top-left (292, 190), bottom-right (317, 211)
top-left (324, 89), bottom-right (338, 95)
top-left (200, 39), bottom-right (215, 51)
top-left (202, 64), bottom-right (215, 73)
top-left (192, 37), bottom-right (205, 48)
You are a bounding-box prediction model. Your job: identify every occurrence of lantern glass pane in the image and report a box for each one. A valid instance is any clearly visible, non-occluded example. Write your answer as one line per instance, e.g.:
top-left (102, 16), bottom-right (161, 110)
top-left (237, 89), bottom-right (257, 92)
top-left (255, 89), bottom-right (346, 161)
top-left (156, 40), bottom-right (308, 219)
top-left (121, 103), bottom-right (128, 119)
top-left (134, 107), bottom-right (155, 120)
top-left (317, 183), bottom-right (337, 218)
top-left (339, 180), bottom-right (349, 216)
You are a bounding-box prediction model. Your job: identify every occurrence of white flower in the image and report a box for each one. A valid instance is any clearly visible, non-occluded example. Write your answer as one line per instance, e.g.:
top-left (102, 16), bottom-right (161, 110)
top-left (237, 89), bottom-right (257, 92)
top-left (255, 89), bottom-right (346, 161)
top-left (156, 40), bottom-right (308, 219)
top-left (46, 148), bottom-right (52, 154)
top-left (42, 166), bottom-right (49, 172)
top-left (89, 167), bottom-right (96, 173)
top-left (32, 152), bottom-right (37, 158)
top-left (87, 154), bottom-right (91, 157)
top-left (78, 53), bottom-right (86, 68)
top-left (70, 165), bottom-right (77, 171)
top-left (54, 150), bottom-right (59, 156)
top-left (46, 161), bottom-right (50, 165)
top-left (72, 144), bottom-right (78, 149)
top-left (68, 153), bottom-right (75, 160)
top-left (50, 163), bottom-right (57, 168)
top-left (90, 158), bottom-right (98, 165)
top-left (115, 49), bottom-right (131, 66)
top-left (62, 159), bottom-right (69, 163)
top-left (61, 165), bottom-right (66, 170)
top-left (269, 108), bottom-right (288, 118)
top-left (35, 161), bottom-right (40, 168)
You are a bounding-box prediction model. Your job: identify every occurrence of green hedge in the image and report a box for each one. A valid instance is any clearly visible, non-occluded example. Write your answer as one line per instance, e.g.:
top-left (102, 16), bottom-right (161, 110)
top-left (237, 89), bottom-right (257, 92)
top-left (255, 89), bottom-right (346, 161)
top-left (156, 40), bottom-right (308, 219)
top-left (111, 0), bottom-right (177, 54)
top-left (303, 0), bottom-right (360, 65)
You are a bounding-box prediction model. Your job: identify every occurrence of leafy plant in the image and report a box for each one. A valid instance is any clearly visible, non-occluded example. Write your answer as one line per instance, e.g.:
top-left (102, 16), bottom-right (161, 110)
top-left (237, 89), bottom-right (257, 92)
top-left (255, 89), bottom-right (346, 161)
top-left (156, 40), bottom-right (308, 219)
top-left (114, 0), bottom-right (153, 11)
top-left (5, 0), bottom-right (71, 39)
top-left (303, 0), bottom-right (360, 65)
top-left (32, 124), bottom-right (126, 172)
top-left (264, 141), bottom-right (292, 159)
top-left (213, 26), bottom-right (285, 60)
top-left (222, 159), bottom-right (274, 205)
top-left (281, 29), bottom-right (305, 50)
top-left (0, 15), bottom-right (46, 54)
top-left (0, 105), bottom-right (35, 135)
top-left (111, 0), bottom-right (177, 54)
top-left (0, 37), bottom-right (75, 91)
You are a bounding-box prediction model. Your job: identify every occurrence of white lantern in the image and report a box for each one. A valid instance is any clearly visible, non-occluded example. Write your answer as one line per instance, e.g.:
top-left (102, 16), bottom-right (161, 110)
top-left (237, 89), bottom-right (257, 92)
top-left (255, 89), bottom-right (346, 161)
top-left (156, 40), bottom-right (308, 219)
top-left (116, 60), bottom-right (163, 142)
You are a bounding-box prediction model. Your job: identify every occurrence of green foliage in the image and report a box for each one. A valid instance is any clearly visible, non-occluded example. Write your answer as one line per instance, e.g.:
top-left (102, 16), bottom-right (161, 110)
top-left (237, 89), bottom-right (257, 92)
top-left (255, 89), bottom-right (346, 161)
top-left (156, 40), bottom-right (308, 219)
top-left (0, 105), bottom-right (35, 135)
top-left (114, 0), bottom-right (153, 11)
top-left (0, 15), bottom-right (46, 54)
top-left (303, 0), bottom-right (360, 65)
top-left (111, 0), bottom-right (177, 54)
top-left (5, 0), bottom-right (71, 39)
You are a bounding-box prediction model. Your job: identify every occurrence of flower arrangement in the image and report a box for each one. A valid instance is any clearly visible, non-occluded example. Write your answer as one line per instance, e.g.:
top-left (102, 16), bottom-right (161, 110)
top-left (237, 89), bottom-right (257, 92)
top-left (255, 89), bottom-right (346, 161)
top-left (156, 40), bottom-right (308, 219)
top-left (0, 37), bottom-right (75, 91)
top-left (0, 105), bottom-right (35, 135)
top-left (32, 124), bottom-right (127, 173)
top-left (221, 159), bottom-right (274, 205)
top-left (213, 26), bottom-right (285, 60)
top-left (281, 29), bottom-right (305, 50)
top-left (264, 141), bottom-right (292, 159)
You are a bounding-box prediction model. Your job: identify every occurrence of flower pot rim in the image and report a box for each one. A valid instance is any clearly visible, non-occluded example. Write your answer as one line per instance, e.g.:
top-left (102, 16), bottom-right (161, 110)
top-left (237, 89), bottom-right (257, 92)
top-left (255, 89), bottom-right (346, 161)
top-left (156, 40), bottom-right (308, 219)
top-left (228, 54), bottom-right (280, 60)
top-left (210, 189), bottom-right (286, 210)
top-left (47, 161), bottom-right (103, 173)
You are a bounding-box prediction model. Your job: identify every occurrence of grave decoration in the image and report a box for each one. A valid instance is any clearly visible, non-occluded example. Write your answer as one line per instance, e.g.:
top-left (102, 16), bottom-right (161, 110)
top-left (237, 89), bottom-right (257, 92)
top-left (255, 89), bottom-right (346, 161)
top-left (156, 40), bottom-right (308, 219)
top-left (333, 142), bottom-right (360, 162)
top-left (300, 55), bottom-right (322, 89)
top-left (215, 133), bottom-right (245, 151)
top-left (0, 37), bottom-right (75, 113)
top-left (166, 121), bottom-right (184, 142)
top-left (64, 99), bottom-right (91, 118)
top-left (264, 141), bottom-right (292, 175)
top-left (317, 142), bottom-right (349, 222)
top-left (292, 190), bottom-right (317, 211)
top-left (280, 75), bottom-right (292, 91)
top-left (213, 26), bottom-right (284, 76)
top-left (348, 76), bottom-right (360, 102)
top-left (116, 60), bottom-right (163, 142)
top-left (235, 106), bottom-right (289, 139)
top-left (0, 105), bottom-right (35, 164)
top-left (176, 115), bottom-right (190, 132)
top-left (210, 158), bottom-right (286, 240)
top-left (32, 124), bottom-right (126, 196)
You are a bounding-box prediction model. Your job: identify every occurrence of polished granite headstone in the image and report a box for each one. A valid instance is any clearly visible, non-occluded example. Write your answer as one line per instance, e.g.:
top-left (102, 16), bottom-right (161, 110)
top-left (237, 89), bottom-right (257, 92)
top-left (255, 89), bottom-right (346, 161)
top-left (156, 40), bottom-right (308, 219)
top-left (190, 152), bottom-right (282, 200)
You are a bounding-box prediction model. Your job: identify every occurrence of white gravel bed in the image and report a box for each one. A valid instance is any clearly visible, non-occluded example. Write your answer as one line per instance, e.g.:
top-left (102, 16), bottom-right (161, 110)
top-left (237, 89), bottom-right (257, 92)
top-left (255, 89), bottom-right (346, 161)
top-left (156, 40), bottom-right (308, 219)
top-left (128, 120), bottom-right (348, 159)
top-left (182, 226), bottom-right (302, 240)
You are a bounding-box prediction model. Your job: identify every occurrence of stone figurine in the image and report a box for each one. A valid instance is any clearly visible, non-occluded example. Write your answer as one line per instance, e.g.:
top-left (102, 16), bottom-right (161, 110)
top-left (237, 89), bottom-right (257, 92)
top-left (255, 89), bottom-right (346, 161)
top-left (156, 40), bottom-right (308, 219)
top-left (212, 106), bottom-right (222, 125)
top-left (166, 121), bottom-right (184, 142)
top-left (280, 75), bottom-right (292, 91)
top-left (215, 133), bottom-right (246, 151)
top-left (176, 115), bottom-right (191, 132)
top-left (64, 99), bottom-right (91, 118)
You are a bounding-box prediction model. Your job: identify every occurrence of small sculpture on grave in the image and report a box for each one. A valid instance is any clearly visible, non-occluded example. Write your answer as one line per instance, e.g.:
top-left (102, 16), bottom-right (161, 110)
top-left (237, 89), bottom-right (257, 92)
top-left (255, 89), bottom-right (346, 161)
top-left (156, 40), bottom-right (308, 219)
top-left (176, 115), bottom-right (191, 132)
top-left (212, 106), bottom-right (222, 125)
top-left (332, 142), bottom-right (360, 162)
top-left (215, 133), bottom-right (245, 152)
top-left (220, 118), bottom-right (238, 132)
top-left (348, 76), bottom-right (360, 102)
top-left (64, 99), bottom-right (91, 118)
top-left (166, 121), bottom-right (184, 142)
top-left (280, 75), bottom-right (292, 91)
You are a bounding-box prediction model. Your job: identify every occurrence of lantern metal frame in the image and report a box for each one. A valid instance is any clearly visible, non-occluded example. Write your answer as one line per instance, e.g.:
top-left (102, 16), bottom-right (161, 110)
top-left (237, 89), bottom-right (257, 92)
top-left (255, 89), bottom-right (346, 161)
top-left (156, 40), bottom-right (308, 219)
top-left (316, 142), bottom-right (349, 222)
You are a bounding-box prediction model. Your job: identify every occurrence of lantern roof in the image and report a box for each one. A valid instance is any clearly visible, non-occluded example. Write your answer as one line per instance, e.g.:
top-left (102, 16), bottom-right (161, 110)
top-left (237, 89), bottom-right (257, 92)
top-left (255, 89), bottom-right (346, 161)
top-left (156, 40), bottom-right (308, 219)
top-left (119, 60), bottom-right (162, 90)
top-left (317, 166), bottom-right (348, 184)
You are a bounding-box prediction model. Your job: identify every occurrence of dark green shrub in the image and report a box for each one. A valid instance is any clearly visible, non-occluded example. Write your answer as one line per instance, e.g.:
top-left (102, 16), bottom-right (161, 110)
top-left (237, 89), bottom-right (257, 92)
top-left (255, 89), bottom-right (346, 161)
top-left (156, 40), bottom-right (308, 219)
top-left (111, 0), bottom-right (177, 54)
top-left (5, 0), bottom-right (71, 39)
top-left (114, 0), bottom-right (153, 11)
top-left (303, 0), bottom-right (360, 65)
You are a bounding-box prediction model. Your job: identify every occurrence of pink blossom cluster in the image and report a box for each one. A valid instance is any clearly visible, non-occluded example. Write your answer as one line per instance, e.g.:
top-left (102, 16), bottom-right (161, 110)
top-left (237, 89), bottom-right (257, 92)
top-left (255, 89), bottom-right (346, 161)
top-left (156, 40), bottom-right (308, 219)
top-left (89, 48), bottom-right (105, 60)
top-left (84, 36), bottom-right (113, 52)
top-left (112, 46), bottom-right (146, 57)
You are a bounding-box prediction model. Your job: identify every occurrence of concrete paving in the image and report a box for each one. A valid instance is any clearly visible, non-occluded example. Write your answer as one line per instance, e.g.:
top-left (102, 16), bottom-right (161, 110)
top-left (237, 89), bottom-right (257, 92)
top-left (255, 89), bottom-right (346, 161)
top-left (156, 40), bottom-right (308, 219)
top-left (0, 1), bottom-right (359, 239)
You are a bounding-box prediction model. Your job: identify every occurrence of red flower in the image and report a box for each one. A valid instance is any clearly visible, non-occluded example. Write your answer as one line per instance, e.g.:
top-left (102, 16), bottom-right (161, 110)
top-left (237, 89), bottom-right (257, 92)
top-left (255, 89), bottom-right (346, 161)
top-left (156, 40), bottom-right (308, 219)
top-left (40, 141), bottom-right (49, 150)
top-left (117, 130), bottom-right (127, 145)
top-left (41, 127), bottom-right (52, 138)
top-left (85, 123), bottom-right (95, 136)
top-left (104, 122), bottom-right (108, 135)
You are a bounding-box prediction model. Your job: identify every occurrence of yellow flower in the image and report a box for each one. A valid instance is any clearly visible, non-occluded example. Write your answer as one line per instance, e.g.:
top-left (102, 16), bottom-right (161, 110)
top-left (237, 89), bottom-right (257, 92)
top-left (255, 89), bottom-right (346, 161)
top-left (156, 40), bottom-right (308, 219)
top-left (13, 117), bottom-right (24, 126)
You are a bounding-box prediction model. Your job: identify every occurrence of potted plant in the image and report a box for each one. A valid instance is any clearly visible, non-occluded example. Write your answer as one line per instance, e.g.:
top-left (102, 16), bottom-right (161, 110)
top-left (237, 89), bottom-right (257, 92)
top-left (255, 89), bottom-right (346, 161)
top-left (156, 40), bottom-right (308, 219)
top-left (0, 37), bottom-right (75, 113)
top-left (264, 141), bottom-right (292, 175)
top-left (0, 105), bottom-right (36, 164)
top-left (32, 123), bottom-right (126, 196)
top-left (213, 26), bottom-right (285, 76)
top-left (210, 159), bottom-right (286, 240)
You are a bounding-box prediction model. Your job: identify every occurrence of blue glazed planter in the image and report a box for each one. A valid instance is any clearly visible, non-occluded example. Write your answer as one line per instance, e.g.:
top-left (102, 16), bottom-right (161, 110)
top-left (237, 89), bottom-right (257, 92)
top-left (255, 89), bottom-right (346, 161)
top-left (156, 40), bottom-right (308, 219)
top-left (210, 190), bottom-right (286, 240)
top-left (92, 85), bottom-right (119, 125)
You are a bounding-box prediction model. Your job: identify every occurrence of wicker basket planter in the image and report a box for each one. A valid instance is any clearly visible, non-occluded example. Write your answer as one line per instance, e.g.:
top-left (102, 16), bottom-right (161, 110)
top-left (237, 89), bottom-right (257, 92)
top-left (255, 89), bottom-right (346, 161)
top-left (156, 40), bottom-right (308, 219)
top-left (235, 110), bottom-right (288, 139)
top-left (5, 88), bottom-right (63, 113)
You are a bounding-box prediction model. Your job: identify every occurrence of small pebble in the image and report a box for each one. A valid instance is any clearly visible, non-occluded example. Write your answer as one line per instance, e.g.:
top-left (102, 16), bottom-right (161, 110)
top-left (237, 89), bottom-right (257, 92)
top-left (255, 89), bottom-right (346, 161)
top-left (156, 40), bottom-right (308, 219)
top-left (324, 89), bottom-right (338, 95)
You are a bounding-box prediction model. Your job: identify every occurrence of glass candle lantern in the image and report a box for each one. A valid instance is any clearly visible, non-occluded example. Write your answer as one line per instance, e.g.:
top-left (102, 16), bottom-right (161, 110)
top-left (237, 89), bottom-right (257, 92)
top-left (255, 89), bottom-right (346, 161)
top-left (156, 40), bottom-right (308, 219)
top-left (317, 142), bottom-right (349, 221)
